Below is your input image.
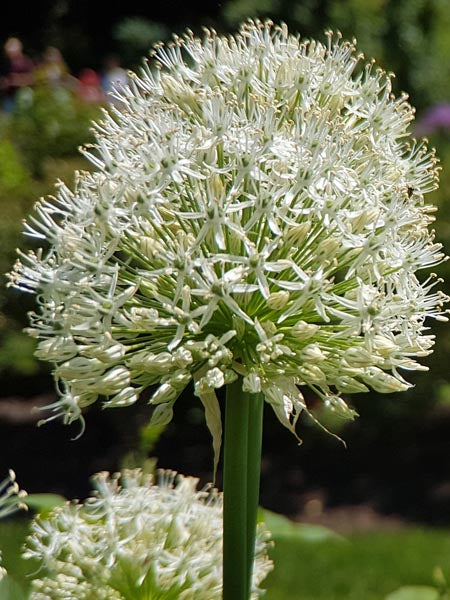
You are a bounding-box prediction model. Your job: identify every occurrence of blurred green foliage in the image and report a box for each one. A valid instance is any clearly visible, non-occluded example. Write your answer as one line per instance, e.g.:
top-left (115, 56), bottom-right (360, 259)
top-left (113, 17), bottom-right (170, 67)
top-left (0, 136), bottom-right (37, 379)
top-left (0, 139), bottom-right (30, 195)
top-left (0, 138), bottom-right (32, 287)
top-left (0, 89), bottom-right (96, 379)
top-left (222, 0), bottom-right (450, 110)
top-left (386, 566), bottom-right (450, 599)
top-left (9, 86), bottom-right (100, 178)
top-left (386, 589), bottom-right (440, 600)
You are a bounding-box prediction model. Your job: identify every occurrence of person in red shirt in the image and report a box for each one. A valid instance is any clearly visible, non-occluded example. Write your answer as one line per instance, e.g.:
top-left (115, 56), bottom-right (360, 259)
top-left (78, 68), bottom-right (105, 103)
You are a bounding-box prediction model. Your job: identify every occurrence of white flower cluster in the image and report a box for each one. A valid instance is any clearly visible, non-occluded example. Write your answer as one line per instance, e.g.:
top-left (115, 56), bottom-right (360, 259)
top-left (0, 470), bottom-right (27, 520)
top-left (0, 470), bottom-right (27, 581)
top-left (24, 469), bottom-right (273, 599)
top-left (9, 21), bottom-right (447, 443)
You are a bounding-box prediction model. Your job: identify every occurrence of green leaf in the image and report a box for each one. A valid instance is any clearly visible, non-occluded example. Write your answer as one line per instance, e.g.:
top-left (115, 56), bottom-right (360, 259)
top-left (0, 575), bottom-right (28, 600)
top-left (385, 586), bottom-right (440, 600)
top-left (23, 493), bottom-right (66, 515)
top-left (197, 390), bottom-right (222, 481)
top-left (259, 509), bottom-right (344, 542)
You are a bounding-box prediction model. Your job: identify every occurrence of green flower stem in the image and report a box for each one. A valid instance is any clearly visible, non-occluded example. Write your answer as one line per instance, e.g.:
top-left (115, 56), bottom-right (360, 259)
top-left (246, 392), bottom-right (264, 597)
top-left (223, 377), bottom-right (264, 600)
top-left (223, 377), bottom-right (249, 600)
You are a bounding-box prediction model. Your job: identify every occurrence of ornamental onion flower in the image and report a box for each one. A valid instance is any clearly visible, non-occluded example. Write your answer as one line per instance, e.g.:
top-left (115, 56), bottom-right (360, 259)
top-left (0, 471), bottom-right (27, 581)
top-left (23, 469), bottom-right (273, 599)
top-left (0, 470), bottom-right (27, 520)
top-left (8, 21), bottom-right (448, 459)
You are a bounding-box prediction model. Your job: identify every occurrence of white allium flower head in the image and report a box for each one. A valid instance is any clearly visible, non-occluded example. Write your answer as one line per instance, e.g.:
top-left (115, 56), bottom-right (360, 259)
top-left (0, 470), bottom-right (27, 520)
top-left (24, 469), bottom-right (273, 600)
top-left (0, 470), bottom-right (27, 581)
top-left (8, 21), bottom-right (448, 453)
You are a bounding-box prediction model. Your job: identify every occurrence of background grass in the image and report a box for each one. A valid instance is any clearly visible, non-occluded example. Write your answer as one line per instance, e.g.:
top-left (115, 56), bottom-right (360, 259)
top-left (266, 528), bottom-right (450, 599)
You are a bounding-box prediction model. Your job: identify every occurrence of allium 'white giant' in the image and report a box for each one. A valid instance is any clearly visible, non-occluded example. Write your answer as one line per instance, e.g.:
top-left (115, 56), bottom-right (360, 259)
top-left (0, 471), bottom-right (27, 581)
top-left (24, 469), bottom-right (273, 600)
top-left (9, 21), bottom-right (448, 453)
top-left (0, 470), bottom-right (27, 520)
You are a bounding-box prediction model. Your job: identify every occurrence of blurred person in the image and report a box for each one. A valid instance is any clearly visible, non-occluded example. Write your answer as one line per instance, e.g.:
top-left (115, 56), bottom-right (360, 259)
top-left (101, 54), bottom-right (129, 106)
top-left (0, 37), bottom-right (34, 112)
top-left (77, 67), bottom-right (104, 103)
top-left (34, 46), bottom-right (74, 89)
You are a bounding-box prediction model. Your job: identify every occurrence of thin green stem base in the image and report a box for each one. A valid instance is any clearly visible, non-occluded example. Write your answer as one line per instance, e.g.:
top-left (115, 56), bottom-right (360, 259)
top-left (223, 377), bottom-right (264, 600)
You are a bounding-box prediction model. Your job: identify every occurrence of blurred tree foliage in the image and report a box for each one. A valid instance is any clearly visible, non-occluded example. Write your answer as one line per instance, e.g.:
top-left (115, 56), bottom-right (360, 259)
top-left (10, 86), bottom-right (100, 178)
top-left (222, 0), bottom-right (450, 110)
top-left (0, 137), bottom-right (38, 377)
top-left (0, 89), bottom-right (98, 381)
top-left (113, 16), bottom-right (170, 68)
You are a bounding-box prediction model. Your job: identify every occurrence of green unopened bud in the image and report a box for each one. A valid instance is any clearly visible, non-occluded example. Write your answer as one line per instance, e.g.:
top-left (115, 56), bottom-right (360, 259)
top-left (317, 237), bottom-right (341, 258)
top-left (103, 386), bottom-right (139, 407)
top-left (284, 222), bottom-right (311, 245)
top-left (300, 343), bottom-right (326, 363)
top-left (372, 334), bottom-right (398, 357)
top-left (223, 368), bottom-right (239, 385)
top-left (232, 315), bottom-right (246, 340)
top-left (162, 75), bottom-right (202, 114)
top-left (291, 321), bottom-right (319, 341)
top-left (343, 346), bottom-right (378, 368)
top-left (299, 364), bottom-right (326, 385)
top-left (324, 394), bottom-right (358, 419)
top-left (335, 376), bottom-right (369, 394)
top-left (150, 383), bottom-right (178, 405)
top-left (362, 367), bottom-right (410, 393)
top-left (267, 291), bottom-right (290, 310)
top-left (261, 320), bottom-right (277, 337)
top-left (94, 366), bottom-right (131, 395)
top-left (165, 515), bottom-right (190, 549)
top-left (349, 208), bottom-right (379, 233)
top-left (140, 236), bottom-right (164, 259)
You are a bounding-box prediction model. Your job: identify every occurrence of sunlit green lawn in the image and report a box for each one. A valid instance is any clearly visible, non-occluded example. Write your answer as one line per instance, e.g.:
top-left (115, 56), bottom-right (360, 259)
top-left (2, 514), bottom-right (450, 599)
top-left (266, 528), bottom-right (450, 599)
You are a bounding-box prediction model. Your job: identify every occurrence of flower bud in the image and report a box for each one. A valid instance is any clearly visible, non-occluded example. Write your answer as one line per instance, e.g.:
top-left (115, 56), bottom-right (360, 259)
top-left (362, 367), bottom-right (410, 393)
top-left (267, 291), bottom-right (290, 310)
top-left (103, 386), bottom-right (139, 408)
top-left (94, 366), bottom-right (131, 395)
top-left (335, 376), bottom-right (369, 394)
top-left (284, 222), bottom-right (311, 245)
top-left (291, 321), bottom-right (319, 341)
top-left (243, 371), bottom-right (262, 393)
top-left (300, 344), bottom-right (326, 363)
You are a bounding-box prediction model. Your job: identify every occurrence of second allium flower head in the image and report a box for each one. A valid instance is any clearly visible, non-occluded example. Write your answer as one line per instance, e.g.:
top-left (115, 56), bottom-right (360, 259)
top-left (24, 470), bottom-right (272, 599)
top-left (9, 21), bottom-right (447, 444)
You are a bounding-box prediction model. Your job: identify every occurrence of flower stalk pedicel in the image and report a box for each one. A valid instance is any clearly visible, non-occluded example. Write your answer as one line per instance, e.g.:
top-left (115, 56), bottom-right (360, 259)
top-left (9, 20), bottom-right (448, 600)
